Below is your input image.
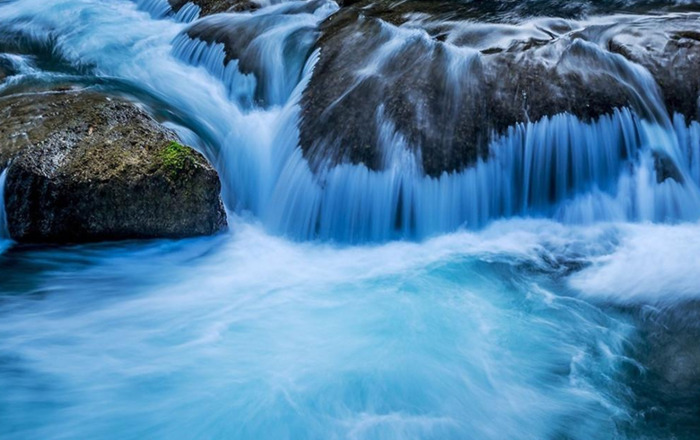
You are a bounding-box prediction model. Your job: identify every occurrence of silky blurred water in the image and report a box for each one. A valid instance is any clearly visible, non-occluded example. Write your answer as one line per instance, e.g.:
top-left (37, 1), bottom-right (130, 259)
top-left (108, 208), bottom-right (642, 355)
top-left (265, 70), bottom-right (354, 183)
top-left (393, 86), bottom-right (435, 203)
top-left (0, 221), bottom-right (651, 438)
top-left (2, 0), bottom-right (700, 438)
top-left (1, 219), bottom-right (699, 439)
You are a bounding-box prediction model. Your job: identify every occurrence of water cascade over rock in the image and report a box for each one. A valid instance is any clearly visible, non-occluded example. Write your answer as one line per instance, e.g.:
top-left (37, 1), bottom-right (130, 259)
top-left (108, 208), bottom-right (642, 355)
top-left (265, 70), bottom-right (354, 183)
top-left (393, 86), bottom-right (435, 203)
top-left (0, 168), bottom-right (10, 240)
top-left (3, 1), bottom-right (700, 439)
top-left (136, 0), bottom-right (201, 22)
top-left (3, 0), bottom-right (699, 242)
top-left (163, 0), bottom-right (700, 241)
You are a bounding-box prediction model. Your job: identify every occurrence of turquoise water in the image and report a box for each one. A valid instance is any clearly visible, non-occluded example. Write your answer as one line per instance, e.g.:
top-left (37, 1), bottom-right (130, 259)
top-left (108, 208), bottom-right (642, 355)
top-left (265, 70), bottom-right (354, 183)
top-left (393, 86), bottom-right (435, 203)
top-left (1, 220), bottom-right (700, 438)
top-left (2, 0), bottom-right (700, 438)
top-left (0, 219), bottom-right (689, 439)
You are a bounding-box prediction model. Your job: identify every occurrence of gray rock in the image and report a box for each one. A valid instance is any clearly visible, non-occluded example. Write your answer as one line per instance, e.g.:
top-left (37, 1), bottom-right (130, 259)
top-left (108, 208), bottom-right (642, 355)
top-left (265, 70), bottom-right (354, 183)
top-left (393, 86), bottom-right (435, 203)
top-left (299, 11), bottom-right (700, 176)
top-left (0, 56), bottom-right (14, 82)
top-left (169, 0), bottom-right (259, 16)
top-left (0, 89), bottom-right (227, 243)
top-left (172, 1), bottom-right (700, 177)
top-left (332, 0), bottom-right (699, 23)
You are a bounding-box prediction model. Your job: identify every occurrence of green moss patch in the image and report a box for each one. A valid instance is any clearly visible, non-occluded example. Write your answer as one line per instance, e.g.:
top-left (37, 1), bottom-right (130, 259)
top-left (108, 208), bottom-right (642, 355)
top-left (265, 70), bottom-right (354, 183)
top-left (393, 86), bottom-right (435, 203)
top-left (160, 141), bottom-right (197, 178)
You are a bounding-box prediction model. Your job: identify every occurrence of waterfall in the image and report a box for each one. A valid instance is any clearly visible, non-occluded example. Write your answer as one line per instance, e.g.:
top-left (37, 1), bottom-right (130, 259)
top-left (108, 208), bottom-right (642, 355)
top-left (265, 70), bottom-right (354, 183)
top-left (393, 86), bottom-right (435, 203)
top-left (165, 6), bottom-right (700, 242)
top-left (133, 0), bottom-right (173, 19)
top-left (175, 3), bottom-right (201, 23)
top-left (133, 0), bottom-right (200, 22)
top-left (172, 35), bottom-right (258, 108)
top-left (259, 108), bottom-right (700, 242)
top-left (675, 115), bottom-right (700, 187)
top-left (2, 0), bottom-right (700, 243)
top-left (173, 1), bottom-right (337, 108)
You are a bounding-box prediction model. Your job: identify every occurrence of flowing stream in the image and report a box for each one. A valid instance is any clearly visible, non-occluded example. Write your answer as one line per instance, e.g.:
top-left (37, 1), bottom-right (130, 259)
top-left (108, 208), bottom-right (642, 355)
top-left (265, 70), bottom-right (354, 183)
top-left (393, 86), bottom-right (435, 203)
top-left (1, 0), bottom-right (700, 438)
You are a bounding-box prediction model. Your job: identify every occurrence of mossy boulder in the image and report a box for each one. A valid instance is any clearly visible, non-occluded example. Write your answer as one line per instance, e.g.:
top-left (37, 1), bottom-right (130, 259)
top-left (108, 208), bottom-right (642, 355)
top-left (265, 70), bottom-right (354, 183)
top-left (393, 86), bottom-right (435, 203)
top-left (0, 90), bottom-right (227, 243)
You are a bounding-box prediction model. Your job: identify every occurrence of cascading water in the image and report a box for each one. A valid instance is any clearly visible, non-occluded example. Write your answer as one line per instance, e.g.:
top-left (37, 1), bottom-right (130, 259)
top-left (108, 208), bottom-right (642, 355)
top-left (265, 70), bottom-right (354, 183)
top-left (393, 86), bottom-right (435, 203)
top-left (169, 5), bottom-right (700, 241)
top-left (171, 1), bottom-right (330, 108)
top-left (2, 0), bottom-right (698, 241)
top-left (2, 0), bottom-right (700, 439)
top-left (134, 0), bottom-right (200, 22)
top-left (266, 109), bottom-right (700, 241)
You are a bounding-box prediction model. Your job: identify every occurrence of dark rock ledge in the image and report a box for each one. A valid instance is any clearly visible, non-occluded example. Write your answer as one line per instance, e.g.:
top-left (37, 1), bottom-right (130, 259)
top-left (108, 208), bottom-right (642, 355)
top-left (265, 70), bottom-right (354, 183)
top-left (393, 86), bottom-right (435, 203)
top-left (168, 0), bottom-right (260, 16)
top-left (169, 0), bottom-right (700, 178)
top-left (0, 89), bottom-right (227, 243)
top-left (299, 10), bottom-right (700, 177)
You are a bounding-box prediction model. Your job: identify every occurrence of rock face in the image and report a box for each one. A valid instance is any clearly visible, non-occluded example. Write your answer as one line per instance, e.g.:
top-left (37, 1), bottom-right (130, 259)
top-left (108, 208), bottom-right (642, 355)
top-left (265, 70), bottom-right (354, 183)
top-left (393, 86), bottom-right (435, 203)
top-left (299, 10), bottom-right (700, 176)
top-left (171, 0), bottom-right (700, 177)
top-left (169, 0), bottom-right (259, 15)
top-left (0, 90), bottom-right (227, 243)
top-left (333, 0), bottom-right (699, 23)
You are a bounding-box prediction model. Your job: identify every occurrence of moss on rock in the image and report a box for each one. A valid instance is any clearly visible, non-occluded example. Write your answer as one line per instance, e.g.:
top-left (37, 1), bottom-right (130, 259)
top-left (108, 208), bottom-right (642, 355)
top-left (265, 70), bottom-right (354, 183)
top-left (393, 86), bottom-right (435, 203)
top-left (160, 140), bottom-right (198, 179)
top-left (0, 89), bottom-right (228, 243)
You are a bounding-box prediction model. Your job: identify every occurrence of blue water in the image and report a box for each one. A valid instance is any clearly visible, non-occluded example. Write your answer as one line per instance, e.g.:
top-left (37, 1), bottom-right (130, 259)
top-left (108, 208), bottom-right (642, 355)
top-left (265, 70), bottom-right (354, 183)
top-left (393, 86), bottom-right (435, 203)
top-left (1, 0), bottom-right (700, 438)
top-left (0, 221), bottom-right (659, 438)
top-left (1, 219), bottom-right (700, 439)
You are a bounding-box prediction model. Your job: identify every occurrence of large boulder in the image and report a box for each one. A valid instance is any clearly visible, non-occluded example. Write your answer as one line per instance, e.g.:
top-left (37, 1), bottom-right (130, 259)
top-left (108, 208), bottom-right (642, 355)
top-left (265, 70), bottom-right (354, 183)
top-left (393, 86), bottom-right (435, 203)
top-left (0, 89), bottom-right (227, 243)
top-left (299, 10), bottom-right (700, 176)
top-left (170, 1), bottom-right (700, 177)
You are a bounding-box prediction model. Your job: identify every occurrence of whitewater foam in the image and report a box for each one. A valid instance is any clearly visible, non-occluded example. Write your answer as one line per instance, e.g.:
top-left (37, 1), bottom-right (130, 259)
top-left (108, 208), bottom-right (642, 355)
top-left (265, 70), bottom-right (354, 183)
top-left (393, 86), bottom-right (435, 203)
top-left (570, 221), bottom-right (700, 303)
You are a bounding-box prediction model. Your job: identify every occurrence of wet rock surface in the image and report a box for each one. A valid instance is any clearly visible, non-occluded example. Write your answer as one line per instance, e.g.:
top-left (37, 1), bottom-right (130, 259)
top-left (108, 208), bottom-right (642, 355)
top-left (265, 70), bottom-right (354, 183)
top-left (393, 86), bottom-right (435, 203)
top-left (335, 0), bottom-right (700, 24)
top-left (299, 10), bottom-right (700, 176)
top-left (607, 24), bottom-right (700, 122)
top-left (169, 0), bottom-right (260, 15)
top-left (0, 90), bottom-right (227, 243)
top-left (170, 0), bottom-right (700, 177)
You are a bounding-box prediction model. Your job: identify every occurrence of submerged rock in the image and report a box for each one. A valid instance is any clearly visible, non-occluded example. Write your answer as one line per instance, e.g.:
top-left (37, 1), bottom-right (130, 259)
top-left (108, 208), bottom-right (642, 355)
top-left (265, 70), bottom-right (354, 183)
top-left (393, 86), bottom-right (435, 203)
top-left (0, 90), bottom-right (227, 243)
top-left (0, 55), bottom-right (16, 82)
top-left (622, 302), bottom-right (700, 435)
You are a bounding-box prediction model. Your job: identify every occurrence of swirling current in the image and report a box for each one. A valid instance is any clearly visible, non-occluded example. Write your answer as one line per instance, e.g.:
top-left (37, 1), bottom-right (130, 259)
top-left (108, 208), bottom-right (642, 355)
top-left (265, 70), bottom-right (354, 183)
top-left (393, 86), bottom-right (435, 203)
top-left (1, 0), bottom-right (700, 439)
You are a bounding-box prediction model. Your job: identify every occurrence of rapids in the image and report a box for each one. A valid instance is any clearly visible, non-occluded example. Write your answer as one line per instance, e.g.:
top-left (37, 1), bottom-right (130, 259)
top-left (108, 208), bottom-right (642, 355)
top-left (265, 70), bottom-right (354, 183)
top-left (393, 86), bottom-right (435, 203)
top-left (1, 0), bottom-right (700, 438)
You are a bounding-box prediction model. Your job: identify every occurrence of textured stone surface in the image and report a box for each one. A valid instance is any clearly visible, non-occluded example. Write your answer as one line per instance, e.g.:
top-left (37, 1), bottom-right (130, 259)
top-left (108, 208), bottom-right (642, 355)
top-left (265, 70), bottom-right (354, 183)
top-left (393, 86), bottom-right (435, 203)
top-left (299, 11), bottom-right (700, 176)
top-left (169, 0), bottom-right (259, 16)
top-left (169, 0), bottom-right (700, 177)
top-left (0, 90), bottom-right (227, 243)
